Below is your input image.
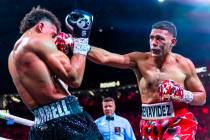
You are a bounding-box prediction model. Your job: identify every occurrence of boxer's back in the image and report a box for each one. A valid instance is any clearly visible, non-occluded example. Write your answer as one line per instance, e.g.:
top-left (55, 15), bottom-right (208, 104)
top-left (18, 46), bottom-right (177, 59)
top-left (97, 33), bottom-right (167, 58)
top-left (8, 34), bottom-right (66, 109)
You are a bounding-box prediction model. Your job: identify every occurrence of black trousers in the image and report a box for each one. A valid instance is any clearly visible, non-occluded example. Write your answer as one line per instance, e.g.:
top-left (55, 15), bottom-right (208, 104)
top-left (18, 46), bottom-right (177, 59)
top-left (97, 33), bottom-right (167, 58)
top-left (29, 111), bottom-right (103, 140)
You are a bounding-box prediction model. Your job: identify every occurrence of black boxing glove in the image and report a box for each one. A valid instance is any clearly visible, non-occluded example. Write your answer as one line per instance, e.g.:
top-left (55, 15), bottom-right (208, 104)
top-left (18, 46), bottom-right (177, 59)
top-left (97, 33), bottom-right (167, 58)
top-left (65, 9), bottom-right (93, 55)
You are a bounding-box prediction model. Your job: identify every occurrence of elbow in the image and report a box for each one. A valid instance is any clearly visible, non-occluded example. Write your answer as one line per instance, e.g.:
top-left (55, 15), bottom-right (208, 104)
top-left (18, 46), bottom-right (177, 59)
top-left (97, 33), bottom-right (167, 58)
top-left (66, 72), bottom-right (83, 88)
top-left (200, 93), bottom-right (207, 106)
top-left (202, 99), bottom-right (206, 106)
top-left (197, 91), bottom-right (207, 106)
top-left (71, 79), bottom-right (82, 88)
top-left (67, 78), bottom-right (82, 88)
top-left (64, 65), bottom-right (85, 88)
top-left (68, 77), bottom-right (82, 88)
top-left (198, 99), bottom-right (206, 106)
top-left (70, 82), bottom-right (81, 88)
top-left (189, 91), bottom-right (206, 106)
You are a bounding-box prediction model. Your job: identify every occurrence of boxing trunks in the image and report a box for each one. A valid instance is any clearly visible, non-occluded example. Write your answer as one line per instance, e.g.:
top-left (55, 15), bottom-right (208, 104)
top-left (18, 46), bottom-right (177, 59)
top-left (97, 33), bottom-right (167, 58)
top-left (140, 102), bottom-right (197, 140)
top-left (29, 96), bottom-right (103, 140)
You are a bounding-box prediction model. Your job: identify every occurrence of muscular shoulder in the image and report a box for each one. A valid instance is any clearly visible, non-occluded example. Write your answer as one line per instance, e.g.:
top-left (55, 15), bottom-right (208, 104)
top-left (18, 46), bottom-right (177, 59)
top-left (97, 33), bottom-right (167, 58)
top-left (30, 34), bottom-right (55, 49)
top-left (173, 53), bottom-right (193, 65)
top-left (125, 51), bottom-right (149, 61)
top-left (15, 34), bottom-right (55, 52)
top-left (26, 34), bottom-right (59, 58)
top-left (173, 53), bottom-right (196, 74)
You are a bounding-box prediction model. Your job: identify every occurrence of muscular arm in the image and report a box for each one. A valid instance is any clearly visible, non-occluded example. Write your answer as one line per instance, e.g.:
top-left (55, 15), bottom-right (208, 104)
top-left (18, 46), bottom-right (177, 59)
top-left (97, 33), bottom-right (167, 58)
top-left (88, 46), bottom-right (136, 69)
top-left (30, 36), bottom-right (86, 88)
top-left (185, 59), bottom-right (206, 106)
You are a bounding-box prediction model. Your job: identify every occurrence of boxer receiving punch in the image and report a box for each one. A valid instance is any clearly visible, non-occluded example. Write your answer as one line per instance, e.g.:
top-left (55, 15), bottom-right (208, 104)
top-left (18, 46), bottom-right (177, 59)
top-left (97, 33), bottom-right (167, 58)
top-left (8, 7), bottom-right (103, 140)
top-left (87, 21), bottom-right (206, 139)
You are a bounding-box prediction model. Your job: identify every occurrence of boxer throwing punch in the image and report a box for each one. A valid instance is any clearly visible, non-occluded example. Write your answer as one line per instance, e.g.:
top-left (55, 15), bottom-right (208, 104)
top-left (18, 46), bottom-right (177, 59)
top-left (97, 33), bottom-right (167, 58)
top-left (8, 6), bottom-right (103, 140)
top-left (87, 21), bottom-right (206, 139)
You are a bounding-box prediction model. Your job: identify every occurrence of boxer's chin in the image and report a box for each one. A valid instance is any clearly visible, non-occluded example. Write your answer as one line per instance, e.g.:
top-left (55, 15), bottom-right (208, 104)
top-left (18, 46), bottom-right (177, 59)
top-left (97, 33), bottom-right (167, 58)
top-left (151, 49), bottom-right (161, 57)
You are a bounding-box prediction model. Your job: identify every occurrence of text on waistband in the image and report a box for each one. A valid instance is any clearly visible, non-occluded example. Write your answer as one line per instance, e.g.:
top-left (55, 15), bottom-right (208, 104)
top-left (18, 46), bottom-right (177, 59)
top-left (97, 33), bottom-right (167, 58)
top-left (141, 102), bottom-right (174, 120)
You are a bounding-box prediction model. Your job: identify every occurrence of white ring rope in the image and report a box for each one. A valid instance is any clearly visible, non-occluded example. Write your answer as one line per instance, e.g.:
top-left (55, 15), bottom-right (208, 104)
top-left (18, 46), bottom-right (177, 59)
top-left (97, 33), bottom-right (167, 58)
top-left (0, 112), bottom-right (34, 127)
top-left (0, 137), bottom-right (12, 140)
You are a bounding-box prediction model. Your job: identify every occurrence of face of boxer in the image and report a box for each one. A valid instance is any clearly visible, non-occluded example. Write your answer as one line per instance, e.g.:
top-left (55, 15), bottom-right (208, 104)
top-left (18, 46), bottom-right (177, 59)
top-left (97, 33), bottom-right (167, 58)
top-left (149, 29), bottom-right (176, 57)
top-left (37, 20), bottom-right (57, 39)
top-left (102, 101), bottom-right (116, 117)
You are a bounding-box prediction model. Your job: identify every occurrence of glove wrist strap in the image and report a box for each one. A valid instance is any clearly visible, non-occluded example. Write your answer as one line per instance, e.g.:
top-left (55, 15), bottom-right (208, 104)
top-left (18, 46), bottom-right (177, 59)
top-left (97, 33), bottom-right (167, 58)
top-left (73, 38), bottom-right (90, 55)
top-left (183, 90), bottom-right (193, 104)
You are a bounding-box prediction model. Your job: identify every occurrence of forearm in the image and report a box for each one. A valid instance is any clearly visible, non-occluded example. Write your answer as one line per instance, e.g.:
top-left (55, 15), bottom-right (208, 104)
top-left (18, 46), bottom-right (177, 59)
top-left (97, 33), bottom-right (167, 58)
top-left (184, 59), bottom-right (206, 106)
top-left (61, 9), bottom-right (93, 87)
top-left (88, 46), bottom-right (110, 64)
top-left (88, 46), bottom-right (134, 69)
top-left (189, 91), bottom-right (206, 106)
top-left (66, 54), bottom-right (86, 88)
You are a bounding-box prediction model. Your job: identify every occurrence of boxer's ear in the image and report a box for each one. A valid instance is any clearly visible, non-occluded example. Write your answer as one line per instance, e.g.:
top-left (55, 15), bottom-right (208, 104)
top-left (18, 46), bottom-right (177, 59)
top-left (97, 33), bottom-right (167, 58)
top-left (36, 22), bottom-right (44, 33)
top-left (171, 38), bottom-right (177, 47)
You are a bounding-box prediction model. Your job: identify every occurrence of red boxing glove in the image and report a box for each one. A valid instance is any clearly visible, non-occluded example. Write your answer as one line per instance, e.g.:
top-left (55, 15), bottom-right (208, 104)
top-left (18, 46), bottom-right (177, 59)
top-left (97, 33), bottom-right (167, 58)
top-left (54, 32), bottom-right (74, 54)
top-left (158, 80), bottom-right (193, 103)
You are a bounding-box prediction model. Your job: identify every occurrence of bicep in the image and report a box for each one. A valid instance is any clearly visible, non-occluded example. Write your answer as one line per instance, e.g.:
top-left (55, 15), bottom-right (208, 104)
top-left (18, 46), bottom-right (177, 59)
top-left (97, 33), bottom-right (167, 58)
top-left (186, 74), bottom-right (204, 92)
top-left (185, 60), bottom-right (205, 92)
top-left (107, 53), bottom-right (135, 69)
top-left (88, 46), bottom-right (136, 69)
top-left (31, 39), bottom-right (71, 78)
top-left (45, 52), bottom-right (71, 77)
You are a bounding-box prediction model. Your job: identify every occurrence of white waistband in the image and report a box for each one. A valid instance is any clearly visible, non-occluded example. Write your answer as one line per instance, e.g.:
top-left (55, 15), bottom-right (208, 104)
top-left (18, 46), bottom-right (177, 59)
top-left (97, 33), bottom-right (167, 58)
top-left (141, 102), bottom-right (174, 120)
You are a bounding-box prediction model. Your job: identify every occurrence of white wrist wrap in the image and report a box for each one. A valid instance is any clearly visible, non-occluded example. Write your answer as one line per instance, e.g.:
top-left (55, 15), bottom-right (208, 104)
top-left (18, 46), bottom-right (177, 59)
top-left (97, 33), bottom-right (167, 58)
top-left (73, 38), bottom-right (90, 55)
top-left (183, 90), bottom-right (194, 104)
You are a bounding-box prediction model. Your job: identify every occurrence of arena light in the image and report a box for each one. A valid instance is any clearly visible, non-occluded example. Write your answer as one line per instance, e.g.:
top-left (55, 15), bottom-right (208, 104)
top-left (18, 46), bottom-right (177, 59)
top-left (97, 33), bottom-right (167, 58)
top-left (158, 0), bottom-right (165, 3)
top-left (6, 119), bottom-right (14, 125)
top-left (173, 0), bottom-right (210, 5)
top-left (11, 96), bottom-right (21, 103)
top-left (0, 109), bottom-right (9, 114)
top-left (195, 66), bottom-right (207, 73)
top-left (88, 91), bottom-right (95, 96)
top-left (100, 81), bottom-right (120, 88)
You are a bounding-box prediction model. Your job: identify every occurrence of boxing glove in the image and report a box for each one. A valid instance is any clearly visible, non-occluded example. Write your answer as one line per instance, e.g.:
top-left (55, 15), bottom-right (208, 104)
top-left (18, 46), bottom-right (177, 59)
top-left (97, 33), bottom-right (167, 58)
top-left (65, 9), bottom-right (93, 55)
top-left (158, 80), bottom-right (193, 104)
top-left (54, 32), bottom-right (74, 54)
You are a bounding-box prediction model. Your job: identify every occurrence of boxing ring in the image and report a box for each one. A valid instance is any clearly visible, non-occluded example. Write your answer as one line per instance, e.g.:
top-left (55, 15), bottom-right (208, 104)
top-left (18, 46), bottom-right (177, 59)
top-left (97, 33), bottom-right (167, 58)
top-left (0, 112), bottom-right (34, 139)
top-left (0, 112), bottom-right (34, 126)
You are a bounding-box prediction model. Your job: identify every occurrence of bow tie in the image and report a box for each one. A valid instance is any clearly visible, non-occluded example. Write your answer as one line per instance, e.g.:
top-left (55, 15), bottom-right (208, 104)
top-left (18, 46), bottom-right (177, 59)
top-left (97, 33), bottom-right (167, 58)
top-left (106, 116), bottom-right (114, 121)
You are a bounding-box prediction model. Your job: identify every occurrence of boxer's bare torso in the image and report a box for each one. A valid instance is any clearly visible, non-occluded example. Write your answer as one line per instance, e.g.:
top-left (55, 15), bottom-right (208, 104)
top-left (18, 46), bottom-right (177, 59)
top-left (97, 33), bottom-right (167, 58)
top-left (129, 52), bottom-right (189, 104)
top-left (9, 31), bottom-right (67, 109)
top-left (88, 28), bottom-right (205, 106)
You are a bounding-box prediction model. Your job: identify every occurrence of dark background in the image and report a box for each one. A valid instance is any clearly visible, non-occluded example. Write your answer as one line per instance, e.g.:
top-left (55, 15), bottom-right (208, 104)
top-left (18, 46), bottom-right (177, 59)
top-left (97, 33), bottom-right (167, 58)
top-left (0, 0), bottom-right (210, 94)
top-left (0, 1), bottom-right (210, 139)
